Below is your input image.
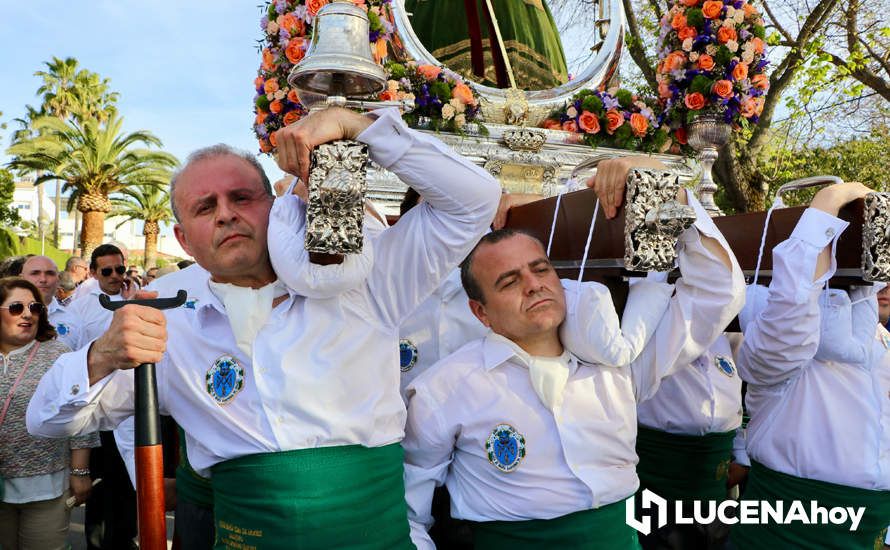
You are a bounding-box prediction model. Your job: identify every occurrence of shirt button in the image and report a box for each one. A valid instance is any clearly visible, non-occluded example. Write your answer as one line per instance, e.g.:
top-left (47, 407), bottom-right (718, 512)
top-left (825, 227), bottom-right (835, 238)
top-left (70, 384), bottom-right (80, 396)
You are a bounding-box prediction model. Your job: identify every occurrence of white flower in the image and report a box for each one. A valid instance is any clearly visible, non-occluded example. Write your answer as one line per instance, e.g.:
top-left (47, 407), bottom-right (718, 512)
top-left (274, 89), bottom-right (286, 100)
top-left (722, 18), bottom-right (735, 28)
top-left (454, 113), bottom-right (466, 128)
top-left (682, 37), bottom-right (694, 52)
top-left (741, 50), bottom-right (754, 63)
top-left (441, 104), bottom-right (455, 120)
top-left (387, 80), bottom-right (399, 93)
top-left (726, 39), bottom-right (739, 52)
top-left (566, 106), bottom-right (578, 118)
top-left (725, 6), bottom-right (736, 17)
top-left (734, 10), bottom-right (746, 23)
top-left (689, 51), bottom-right (700, 62)
top-left (267, 21), bottom-right (279, 35)
top-left (706, 44), bottom-right (718, 55)
top-left (450, 97), bottom-right (463, 110)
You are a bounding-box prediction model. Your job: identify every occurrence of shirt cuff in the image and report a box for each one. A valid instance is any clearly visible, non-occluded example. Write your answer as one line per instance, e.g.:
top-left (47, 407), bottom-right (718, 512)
top-left (56, 341), bottom-right (114, 408)
top-left (355, 108), bottom-right (413, 170)
top-left (789, 207), bottom-right (849, 248)
top-left (680, 190), bottom-right (722, 243)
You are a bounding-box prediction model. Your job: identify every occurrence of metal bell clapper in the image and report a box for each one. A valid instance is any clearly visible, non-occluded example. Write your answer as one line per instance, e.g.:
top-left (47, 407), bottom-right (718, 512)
top-left (288, 0), bottom-right (409, 255)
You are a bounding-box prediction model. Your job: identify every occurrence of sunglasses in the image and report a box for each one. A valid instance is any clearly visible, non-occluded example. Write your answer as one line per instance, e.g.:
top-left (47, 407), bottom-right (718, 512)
top-left (100, 265), bottom-right (127, 277)
top-left (0, 301), bottom-right (46, 316)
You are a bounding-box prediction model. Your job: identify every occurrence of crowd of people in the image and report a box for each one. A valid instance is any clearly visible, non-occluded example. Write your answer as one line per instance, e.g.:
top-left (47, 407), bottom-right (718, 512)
top-left (0, 106), bottom-right (887, 549)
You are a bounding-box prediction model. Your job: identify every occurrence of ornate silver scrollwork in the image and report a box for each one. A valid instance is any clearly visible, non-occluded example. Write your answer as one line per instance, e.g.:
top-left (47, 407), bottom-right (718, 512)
top-left (863, 192), bottom-right (890, 282)
top-left (502, 129), bottom-right (547, 152)
top-left (625, 169), bottom-right (696, 271)
top-left (305, 140), bottom-right (369, 254)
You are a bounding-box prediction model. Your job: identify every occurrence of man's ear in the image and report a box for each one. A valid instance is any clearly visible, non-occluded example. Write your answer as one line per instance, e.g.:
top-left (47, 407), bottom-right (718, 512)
top-left (173, 224), bottom-right (193, 257)
top-left (468, 299), bottom-right (491, 328)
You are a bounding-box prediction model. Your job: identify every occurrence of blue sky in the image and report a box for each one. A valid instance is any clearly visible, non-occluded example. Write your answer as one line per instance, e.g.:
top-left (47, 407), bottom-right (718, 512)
top-left (0, 1), bottom-right (285, 182)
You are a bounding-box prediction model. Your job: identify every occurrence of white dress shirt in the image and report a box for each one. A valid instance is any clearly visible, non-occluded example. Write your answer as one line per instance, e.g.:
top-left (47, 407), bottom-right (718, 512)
top-left (26, 108), bottom-right (501, 474)
top-left (47, 297), bottom-right (67, 333)
top-left (403, 196), bottom-right (745, 549)
top-left (398, 268), bottom-right (489, 395)
top-left (51, 286), bottom-right (123, 351)
top-left (637, 334), bottom-right (743, 435)
top-left (738, 207), bottom-right (890, 490)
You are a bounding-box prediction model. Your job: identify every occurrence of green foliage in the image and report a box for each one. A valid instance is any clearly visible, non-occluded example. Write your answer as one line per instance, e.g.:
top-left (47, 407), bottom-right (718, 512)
top-left (752, 25), bottom-right (766, 40)
top-left (428, 80), bottom-right (451, 101)
top-left (19, 237), bottom-right (71, 268)
top-left (714, 46), bottom-right (733, 67)
top-left (0, 227), bottom-right (19, 259)
top-left (616, 89), bottom-right (634, 109)
top-left (690, 75), bottom-right (714, 95)
top-left (110, 185), bottom-right (174, 229)
top-left (686, 8), bottom-right (704, 28)
top-left (581, 95), bottom-right (604, 114)
top-left (387, 63), bottom-right (407, 79)
top-left (0, 169), bottom-right (21, 227)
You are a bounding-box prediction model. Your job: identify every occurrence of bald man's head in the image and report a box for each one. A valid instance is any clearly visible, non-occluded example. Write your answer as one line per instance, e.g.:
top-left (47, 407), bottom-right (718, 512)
top-left (21, 255), bottom-right (60, 304)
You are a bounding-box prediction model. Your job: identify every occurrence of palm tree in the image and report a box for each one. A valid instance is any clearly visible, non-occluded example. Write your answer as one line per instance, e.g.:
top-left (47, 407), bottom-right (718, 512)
top-left (110, 185), bottom-right (174, 269)
top-left (6, 113), bottom-right (178, 259)
top-left (9, 106), bottom-right (49, 245)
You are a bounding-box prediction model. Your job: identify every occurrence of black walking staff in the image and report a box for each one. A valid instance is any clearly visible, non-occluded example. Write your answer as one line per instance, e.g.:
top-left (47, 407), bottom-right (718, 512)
top-left (100, 290), bottom-right (187, 550)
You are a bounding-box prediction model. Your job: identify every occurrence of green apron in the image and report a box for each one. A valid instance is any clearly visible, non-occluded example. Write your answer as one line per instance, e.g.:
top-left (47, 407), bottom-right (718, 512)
top-left (636, 426), bottom-right (735, 503)
top-left (470, 499), bottom-right (641, 549)
top-left (176, 428), bottom-right (213, 509)
top-left (405, 0), bottom-right (569, 89)
top-left (210, 443), bottom-right (413, 550)
top-left (731, 461), bottom-right (890, 549)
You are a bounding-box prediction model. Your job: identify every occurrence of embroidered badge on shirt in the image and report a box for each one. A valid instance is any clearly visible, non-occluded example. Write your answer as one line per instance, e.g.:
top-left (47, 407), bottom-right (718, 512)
top-left (399, 339), bottom-right (418, 372)
top-left (55, 323), bottom-right (69, 336)
top-left (184, 298), bottom-right (199, 310)
top-left (715, 355), bottom-right (735, 377)
top-left (485, 423), bottom-right (526, 473)
top-left (206, 355), bottom-right (244, 405)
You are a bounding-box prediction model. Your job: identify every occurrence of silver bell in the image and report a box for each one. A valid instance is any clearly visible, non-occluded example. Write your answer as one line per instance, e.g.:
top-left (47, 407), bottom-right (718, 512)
top-left (288, 0), bottom-right (386, 99)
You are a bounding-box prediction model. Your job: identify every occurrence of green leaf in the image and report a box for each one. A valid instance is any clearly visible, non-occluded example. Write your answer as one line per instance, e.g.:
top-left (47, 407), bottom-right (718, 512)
top-left (616, 89), bottom-right (634, 109)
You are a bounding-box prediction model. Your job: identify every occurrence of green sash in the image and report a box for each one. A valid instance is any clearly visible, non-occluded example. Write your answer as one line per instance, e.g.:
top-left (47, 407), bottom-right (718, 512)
top-left (210, 444), bottom-right (412, 550)
top-left (176, 428), bottom-right (213, 509)
top-left (636, 426), bottom-right (735, 503)
top-left (470, 499), bottom-right (641, 549)
top-left (731, 461), bottom-right (890, 549)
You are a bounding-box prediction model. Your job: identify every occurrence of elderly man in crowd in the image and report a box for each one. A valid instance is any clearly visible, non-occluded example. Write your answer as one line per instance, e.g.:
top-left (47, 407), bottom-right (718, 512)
top-left (27, 106), bottom-right (500, 548)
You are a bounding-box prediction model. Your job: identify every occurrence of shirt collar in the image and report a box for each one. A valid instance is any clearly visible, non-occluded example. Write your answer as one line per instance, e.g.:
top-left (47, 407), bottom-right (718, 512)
top-left (482, 332), bottom-right (577, 373)
top-left (0, 339), bottom-right (36, 359)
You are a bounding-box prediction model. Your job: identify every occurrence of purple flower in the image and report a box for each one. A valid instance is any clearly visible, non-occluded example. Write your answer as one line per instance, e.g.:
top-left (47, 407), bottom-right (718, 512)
top-left (261, 16), bottom-right (269, 30)
top-left (602, 95), bottom-right (620, 109)
top-left (739, 28), bottom-right (751, 40)
top-left (279, 29), bottom-right (291, 42)
top-left (671, 69), bottom-right (686, 81)
top-left (275, 0), bottom-right (287, 14)
top-left (255, 124), bottom-right (269, 138)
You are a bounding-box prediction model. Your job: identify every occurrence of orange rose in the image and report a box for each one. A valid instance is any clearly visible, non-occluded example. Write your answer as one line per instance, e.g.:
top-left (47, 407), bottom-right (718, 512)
top-left (307, 0), bottom-right (328, 17)
top-left (658, 81), bottom-right (673, 99)
top-left (702, 0), bottom-right (723, 18)
top-left (678, 26), bottom-right (697, 41)
top-left (278, 14), bottom-right (305, 36)
top-left (743, 2), bottom-right (756, 17)
top-left (287, 89), bottom-right (300, 103)
top-left (739, 98), bottom-right (757, 118)
top-left (675, 127), bottom-right (688, 145)
top-left (263, 79), bottom-right (279, 95)
top-left (542, 119), bottom-right (562, 130)
top-left (629, 113), bottom-right (649, 137)
top-left (751, 73), bottom-right (769, 90)
top-left (732, 62), bottom-right (749, 81)
top-left (259, 138), bottom-right (273, 153)
top-left (717, 26), bottom-right (738, 44)
top-left (269, 99), bottom-right (283, 114)
top-left (671, 13), bottom-right (687, 29)
top-left (712, 79), bottom-right (734, 98)
top-left (684, 92), bottom-right (706, 110)
top-left (665, 51), bottom-right (688, 71)
top-left (562, 120), bottom-right (578, 132)
top-left (578, 111), bottom-right (601, 134)
top-left (750, 36), bottom-right (765, 54)
top-left (754, 97), bottom-right (765, 115)
top-left (269, 130), bottom-right (279, 148)
top-left (682, 0), bottom-right (701, 6)
top-left (255, 111), bottom-right (268, 125)
top-left (285, 38), bottom-right (306, 64)
top-left (254, 76), bottom-right (264, 89)
top-left (261, 48), bottom-right (276, 71)
top-left (697, 53), bottom-right (715, 71)
top-left (417, 64), bottom-right (441, 81)
top-left (283, 110), bottom-right (301, 125)
top-left (605, 109), bottom-right (624, 134)
top-left (452, 83), bottom-right (475, 105)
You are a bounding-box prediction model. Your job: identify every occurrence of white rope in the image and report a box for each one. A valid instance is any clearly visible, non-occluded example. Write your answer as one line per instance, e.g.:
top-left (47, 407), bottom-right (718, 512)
top-left (752, 196), bottom-right (783, 287)
top-left (546, 192), bottom-right (564, 257)
top-left (572, 199), bottom-right (601, 312)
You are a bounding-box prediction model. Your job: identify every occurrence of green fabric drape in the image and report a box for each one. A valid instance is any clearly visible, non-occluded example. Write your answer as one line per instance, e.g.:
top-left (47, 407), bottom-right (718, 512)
top-left (210, 444), bottom-right (413, 549)
top-left (405, 0), bottom-right (569, 89)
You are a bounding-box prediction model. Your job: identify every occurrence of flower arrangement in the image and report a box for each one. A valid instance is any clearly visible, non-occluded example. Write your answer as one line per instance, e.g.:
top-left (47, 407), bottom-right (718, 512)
top-left (384, 62), bottom-right (483, 133)
top-left (253, 0), bottom-right (397, 153)
top-left (655, 0), bottom-right (770, 140)
top-left (541, 88), bottom-right (672, 153)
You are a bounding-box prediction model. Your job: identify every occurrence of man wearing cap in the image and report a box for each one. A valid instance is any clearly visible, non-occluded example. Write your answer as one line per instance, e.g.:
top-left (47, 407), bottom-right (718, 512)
top-left (402, 158), bottom-right (744, 549)
top-left (733, 181), bottom-right (890, 549)
top-left (27, 106), bottom-right (500, 548)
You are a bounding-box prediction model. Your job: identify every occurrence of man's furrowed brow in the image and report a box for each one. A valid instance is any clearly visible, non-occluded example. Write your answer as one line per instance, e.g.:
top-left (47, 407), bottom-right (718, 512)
top-left (494, 268), bottom-right (520, 287)
top-left (528, 257), bottom-right (551, 269)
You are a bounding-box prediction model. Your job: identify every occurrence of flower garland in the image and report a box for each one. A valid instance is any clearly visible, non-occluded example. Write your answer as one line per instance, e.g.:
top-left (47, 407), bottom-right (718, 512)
top-left (541, 89), bottom-right (673, 153)
top-left (385, 62), bottom-right (483, 133)
top-left (655, 0), bottom-right (770, 142)
top-left (253, 0), bottom-right (397, 153)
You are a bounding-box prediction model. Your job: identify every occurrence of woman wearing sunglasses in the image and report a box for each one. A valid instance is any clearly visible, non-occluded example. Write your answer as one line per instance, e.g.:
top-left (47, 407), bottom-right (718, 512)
top-left (0, 277), bottom-right (98, 549)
